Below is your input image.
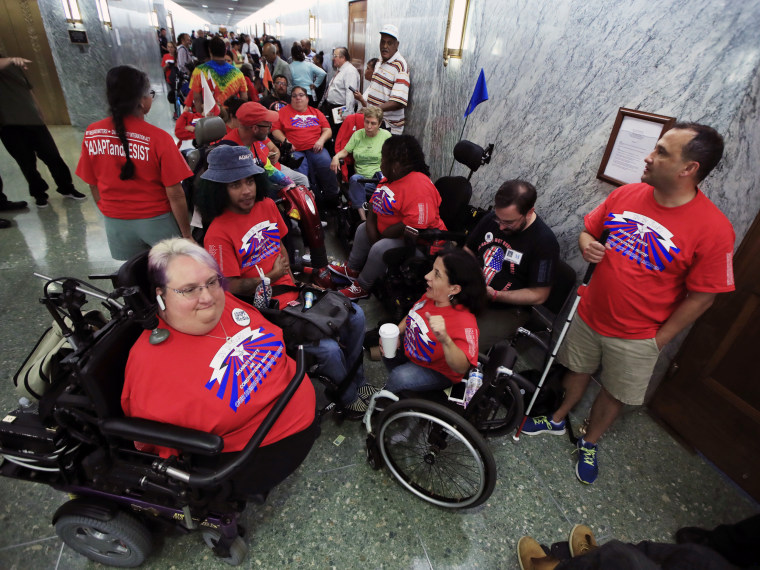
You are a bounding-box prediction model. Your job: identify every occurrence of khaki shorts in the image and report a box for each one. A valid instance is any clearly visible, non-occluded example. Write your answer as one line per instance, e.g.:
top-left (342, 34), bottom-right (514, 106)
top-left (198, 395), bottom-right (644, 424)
top-left (557, 315), bottom-right (660, 405)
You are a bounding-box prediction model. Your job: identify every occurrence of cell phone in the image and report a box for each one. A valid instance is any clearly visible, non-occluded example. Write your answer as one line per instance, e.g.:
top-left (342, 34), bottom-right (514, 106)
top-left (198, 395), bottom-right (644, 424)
top-left (348, 86), bottom-right (358, 93)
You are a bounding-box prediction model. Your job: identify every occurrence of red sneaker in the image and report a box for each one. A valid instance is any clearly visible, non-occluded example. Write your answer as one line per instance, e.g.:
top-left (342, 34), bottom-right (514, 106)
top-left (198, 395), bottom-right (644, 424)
top-left (328, 262), bottom-right (360, 281)
top-left (300, 266), bottom-right (334, 288)
top-left (339, 282), bottom-right (369, 300)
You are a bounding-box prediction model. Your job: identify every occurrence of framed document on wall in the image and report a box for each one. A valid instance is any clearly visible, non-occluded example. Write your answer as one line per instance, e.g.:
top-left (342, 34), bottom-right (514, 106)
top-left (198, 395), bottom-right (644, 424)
top-left (597, 108), bottom-right (676, 186)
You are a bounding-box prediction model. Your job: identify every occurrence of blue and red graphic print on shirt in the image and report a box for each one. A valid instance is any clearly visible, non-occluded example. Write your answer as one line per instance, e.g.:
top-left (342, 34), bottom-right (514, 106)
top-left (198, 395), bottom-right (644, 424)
top-left (404, 301), bottom-right (437, 363)
top-left (289, 114), bottom-right (321, 128)
top-left (205, 326), bottom-right (285, 412)
top-left (603, 211), bottom-right (680, 272)
top-left (482, 245), bottom-right (505, 286)
top-left (371, 183), bottom-right (397, 216)
top-left (238, 219), bottom-right (281, 269)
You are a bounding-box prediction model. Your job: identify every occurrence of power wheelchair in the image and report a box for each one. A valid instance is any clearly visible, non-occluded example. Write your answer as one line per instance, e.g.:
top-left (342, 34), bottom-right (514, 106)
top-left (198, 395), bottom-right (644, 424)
top-left (362, 260), bottom-right (577, 509)
top-left (0, 259), bottom-right (310, 567)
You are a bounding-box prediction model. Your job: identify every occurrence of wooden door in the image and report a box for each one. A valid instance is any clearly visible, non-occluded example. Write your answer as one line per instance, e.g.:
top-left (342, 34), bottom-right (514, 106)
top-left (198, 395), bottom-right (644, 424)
top-left (650, 207), bottom-right (760, 500)
top-left (0, 0), bottom-right (71, 125)
top-left (348, 0), bottom-right (367, 90)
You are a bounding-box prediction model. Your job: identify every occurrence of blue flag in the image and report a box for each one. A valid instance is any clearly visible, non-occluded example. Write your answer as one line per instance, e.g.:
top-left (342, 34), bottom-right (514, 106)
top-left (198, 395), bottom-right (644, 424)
top-left (464, 68), bottom-right (488, 117)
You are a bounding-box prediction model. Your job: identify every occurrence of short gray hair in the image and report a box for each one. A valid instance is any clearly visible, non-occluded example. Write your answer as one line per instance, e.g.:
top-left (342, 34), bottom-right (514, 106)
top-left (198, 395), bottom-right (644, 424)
top-left (148, 238), bottom-right (221, 289)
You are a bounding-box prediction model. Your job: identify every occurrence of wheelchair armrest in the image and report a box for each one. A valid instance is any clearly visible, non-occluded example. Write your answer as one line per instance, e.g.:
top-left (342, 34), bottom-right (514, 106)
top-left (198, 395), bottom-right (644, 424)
top-left (99, 417), bottom-right (224, 456)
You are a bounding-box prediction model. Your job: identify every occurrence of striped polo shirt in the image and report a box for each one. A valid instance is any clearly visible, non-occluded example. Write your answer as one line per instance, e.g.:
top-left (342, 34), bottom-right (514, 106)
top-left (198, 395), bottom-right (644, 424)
top-left (365, 52), bottom-right (410, 134)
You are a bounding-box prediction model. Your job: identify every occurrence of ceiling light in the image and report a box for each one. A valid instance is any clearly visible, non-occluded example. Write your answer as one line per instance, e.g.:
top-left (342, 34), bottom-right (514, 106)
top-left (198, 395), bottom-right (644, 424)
top-left (228, 7), bottom-right (234, 10)
top-left (201, 4), bottom-right (207, 7)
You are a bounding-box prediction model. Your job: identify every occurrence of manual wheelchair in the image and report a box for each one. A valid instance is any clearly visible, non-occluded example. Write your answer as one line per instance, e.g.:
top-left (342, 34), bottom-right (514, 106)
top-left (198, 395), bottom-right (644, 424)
top-left (362, 260), bottom-right (577, 509)
top-left (0, 261), bottom-right (310, 567)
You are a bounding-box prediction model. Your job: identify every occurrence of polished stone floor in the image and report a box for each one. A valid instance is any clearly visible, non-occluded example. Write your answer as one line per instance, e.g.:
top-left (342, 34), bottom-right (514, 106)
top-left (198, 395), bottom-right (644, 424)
top-left (0, 98), bottom-right (756, 569)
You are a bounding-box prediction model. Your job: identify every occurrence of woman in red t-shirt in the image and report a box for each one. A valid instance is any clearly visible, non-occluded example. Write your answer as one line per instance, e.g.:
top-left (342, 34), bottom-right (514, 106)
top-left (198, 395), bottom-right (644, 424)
top-left (381, 249), bottom-right (486, 394)
top-left (123, 238), bottom-right (318, 497)
top-left (75, 66), bottom-right (193, 260)
top-left (328, 134), bottom-right (447, 300)
top-left (270, 86), bottom-right (338, 203)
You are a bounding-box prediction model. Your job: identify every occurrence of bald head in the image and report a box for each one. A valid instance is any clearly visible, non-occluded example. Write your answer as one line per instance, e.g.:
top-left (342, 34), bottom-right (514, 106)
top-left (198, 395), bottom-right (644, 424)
top-left (262, 42), bottom-right (277, 63)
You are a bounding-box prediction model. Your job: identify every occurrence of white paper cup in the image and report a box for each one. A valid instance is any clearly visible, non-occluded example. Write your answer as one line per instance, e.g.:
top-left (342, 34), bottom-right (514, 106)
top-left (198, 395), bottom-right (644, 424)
top-left (378, 323), bottom-right (400, 359)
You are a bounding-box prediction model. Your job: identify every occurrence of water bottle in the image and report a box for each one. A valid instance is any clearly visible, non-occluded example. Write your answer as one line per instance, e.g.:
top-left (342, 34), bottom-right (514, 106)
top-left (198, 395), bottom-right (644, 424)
top-left (254, 275), bottom-right (272, 309)
top-left (463, 365), bottom-right (483, 409)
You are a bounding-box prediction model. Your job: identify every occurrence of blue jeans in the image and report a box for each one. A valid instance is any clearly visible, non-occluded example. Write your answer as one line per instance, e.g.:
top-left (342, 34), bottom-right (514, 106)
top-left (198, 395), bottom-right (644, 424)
top-left (303, 302), bottom-right (367, 405)
top-left (347, 172), bottom-right (380, 209)
top-left (294, 148), bottom-right (339, 200)
top-left (383, 352), bottom-right (453, 394)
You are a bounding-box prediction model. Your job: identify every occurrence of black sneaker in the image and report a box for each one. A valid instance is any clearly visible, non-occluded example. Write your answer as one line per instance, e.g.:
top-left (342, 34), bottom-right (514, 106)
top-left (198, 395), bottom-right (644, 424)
top-left (35, 195), bottom-right (49, 208)
top-left (0, 218), bottom-right (11, 229)
top-left (57, 187), bottom-right (87, 200)
top-left (0, 200), bottom-right (27, 211)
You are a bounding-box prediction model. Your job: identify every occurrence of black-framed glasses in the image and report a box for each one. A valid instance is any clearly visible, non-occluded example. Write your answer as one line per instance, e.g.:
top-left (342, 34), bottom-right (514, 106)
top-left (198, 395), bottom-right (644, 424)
top-left (149, 90), bottom-right (156, 99)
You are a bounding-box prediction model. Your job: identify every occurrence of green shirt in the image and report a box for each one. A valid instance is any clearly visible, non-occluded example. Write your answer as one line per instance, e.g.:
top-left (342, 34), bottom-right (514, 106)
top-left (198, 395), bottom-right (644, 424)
top-left (344, 128), bottom-right (391, 178)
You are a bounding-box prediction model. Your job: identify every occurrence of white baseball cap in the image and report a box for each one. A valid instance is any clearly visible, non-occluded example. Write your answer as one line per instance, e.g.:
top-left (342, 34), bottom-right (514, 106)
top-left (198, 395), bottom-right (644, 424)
top-left (380, 24), bottom-right (399, 40)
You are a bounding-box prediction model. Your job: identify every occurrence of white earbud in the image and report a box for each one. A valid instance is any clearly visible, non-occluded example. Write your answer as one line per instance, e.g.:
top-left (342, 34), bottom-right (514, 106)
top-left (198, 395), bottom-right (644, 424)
top-left (156, 294), bottom-right (166, 311)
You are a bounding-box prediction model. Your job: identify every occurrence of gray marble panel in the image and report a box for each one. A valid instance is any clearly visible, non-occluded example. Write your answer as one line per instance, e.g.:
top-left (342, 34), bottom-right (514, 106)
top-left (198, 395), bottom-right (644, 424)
top-left (39, 0), bottom-right (169, 130)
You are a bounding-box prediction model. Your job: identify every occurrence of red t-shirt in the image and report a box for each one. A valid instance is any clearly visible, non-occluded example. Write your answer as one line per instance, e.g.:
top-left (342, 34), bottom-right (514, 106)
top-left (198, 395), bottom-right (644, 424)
top-left (204, 199), bottom-right (299, 304)
top-left (162, 53), bottom-right (175, 83)
top-left (123, 292), bottom-right (316, 457)
top-left (76, 116), bottom-right (193, 219)
top-left (580, 183), bottom-right (735, 338)
top-left (370, 171), bottom-right (447, 234)
top-left (403, 296), bottom-right (479, 383)
top-left (174, 111), bottom-right (203, 141)
top-left (273, 105), bottom-right (329, 152)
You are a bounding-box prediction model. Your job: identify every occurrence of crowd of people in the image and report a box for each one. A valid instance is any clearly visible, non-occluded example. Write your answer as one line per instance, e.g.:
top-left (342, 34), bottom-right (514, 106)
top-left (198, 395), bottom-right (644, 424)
top-left (1, 22), bottom-right (743, 567)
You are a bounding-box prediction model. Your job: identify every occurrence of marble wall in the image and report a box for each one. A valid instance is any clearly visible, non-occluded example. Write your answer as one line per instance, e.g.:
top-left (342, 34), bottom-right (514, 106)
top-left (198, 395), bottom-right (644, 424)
top-left (258, 0), bottom-right (760, 264)
top-left (38, 0), bottom-right (168, 129)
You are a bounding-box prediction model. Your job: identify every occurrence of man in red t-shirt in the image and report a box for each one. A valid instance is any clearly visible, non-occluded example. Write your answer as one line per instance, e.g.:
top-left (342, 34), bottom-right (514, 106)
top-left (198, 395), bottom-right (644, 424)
top-left (521, 123), bottom-right (735, 485)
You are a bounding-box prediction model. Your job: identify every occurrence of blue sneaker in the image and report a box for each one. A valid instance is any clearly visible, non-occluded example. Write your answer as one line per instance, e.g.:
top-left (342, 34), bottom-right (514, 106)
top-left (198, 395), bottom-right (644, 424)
top-left (575, 439), bottom-right (599, 484)
top-left (521, 415), bottom-right (566, 436)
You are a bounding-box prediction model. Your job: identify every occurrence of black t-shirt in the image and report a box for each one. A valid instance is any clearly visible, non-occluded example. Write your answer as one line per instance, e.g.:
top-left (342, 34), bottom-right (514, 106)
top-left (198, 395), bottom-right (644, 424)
top-left (260, 92), bottom-right (291, 112)
top-left (465, 212), bottom-right (559, 292)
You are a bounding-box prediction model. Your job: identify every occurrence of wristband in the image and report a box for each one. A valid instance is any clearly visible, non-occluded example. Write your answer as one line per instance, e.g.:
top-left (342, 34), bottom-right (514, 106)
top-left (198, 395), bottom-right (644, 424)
top-left (491, 289), bottom-right (499, 301)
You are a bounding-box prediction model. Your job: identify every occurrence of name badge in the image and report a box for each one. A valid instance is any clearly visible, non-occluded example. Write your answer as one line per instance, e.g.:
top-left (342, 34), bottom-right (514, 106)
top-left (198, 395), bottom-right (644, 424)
top-left (504, 248), bottom-right (523, 264)
top-left (232, 308), bottom-right (250, 326)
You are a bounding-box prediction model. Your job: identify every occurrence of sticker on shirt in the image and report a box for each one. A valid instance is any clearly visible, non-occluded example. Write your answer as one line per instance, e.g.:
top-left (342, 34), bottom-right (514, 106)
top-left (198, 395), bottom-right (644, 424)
top-left (290, 114), bottom-right (320, 128)
top-left (239, 220), bottom-right (281, 268)
top-left (484, 232), bottom-right (494, 243)
top-left (371, 184), bottom-right (397, 216)
top-left (205, 326), bottom-right (285, 412)
top-left (404, 306), bottom-right (436, 363)
top-left (231, 308), bottom-right (250, 326)
top-left (604, 211), bottom-right (680, 271)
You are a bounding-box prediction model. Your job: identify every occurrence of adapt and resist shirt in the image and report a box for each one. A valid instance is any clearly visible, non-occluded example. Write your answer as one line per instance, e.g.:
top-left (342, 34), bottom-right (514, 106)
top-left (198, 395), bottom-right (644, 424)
top-left (370, 171), bottom-right (447, 234)
top-left (465, 212), bottom-right (559, 292)
top-left (123, 292), bottom-right (315, 457)
top-left (204, 199), bottom-right (299, 304)
top-left (403, 296), bottom-right (479, 383)
top-left (580, 182), bottom-right (735, 339)
top-left (273, 105), bottom-right (329, 152)
top-left (344, 128), bottom-right (391, 178)
top-left (76, 116), bottom-right (192, 219)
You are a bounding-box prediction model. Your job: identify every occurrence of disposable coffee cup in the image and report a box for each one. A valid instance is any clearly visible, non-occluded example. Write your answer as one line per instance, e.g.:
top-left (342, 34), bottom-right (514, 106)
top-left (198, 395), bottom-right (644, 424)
top-left (378, 323), bottom-right (400, 359)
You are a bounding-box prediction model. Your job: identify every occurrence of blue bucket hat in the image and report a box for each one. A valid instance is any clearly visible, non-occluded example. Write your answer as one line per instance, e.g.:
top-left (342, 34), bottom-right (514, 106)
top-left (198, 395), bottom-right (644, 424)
top-left (201, 145), bottom-right (264, 184)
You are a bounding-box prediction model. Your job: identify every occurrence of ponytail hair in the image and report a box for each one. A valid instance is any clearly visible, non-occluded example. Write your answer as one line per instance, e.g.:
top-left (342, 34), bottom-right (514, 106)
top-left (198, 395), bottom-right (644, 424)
top-left (106, 66), bottom-right (150, 180)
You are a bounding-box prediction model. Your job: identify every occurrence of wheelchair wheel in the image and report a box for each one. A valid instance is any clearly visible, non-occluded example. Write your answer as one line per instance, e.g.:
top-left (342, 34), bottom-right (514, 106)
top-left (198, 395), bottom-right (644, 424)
top-left (55, 510), bottom-right (152, 567)
top-left (377, 399), bottom-right (496, 509)
top-left (472, 377), bottom-right (524, 437)
top-left (201, 529), bottom-right (248, 566)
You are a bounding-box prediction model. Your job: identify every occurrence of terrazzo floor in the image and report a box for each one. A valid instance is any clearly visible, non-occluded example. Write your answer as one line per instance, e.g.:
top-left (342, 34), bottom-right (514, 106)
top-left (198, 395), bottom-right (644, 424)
top-left (0, 87), bottom-right (756, 569)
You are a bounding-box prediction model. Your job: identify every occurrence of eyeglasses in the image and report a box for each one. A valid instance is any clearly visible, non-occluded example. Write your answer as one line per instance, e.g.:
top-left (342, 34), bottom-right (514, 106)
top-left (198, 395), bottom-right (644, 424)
top-left (495, 214), bottom-right (525, 229)
top-left (274, 81), bottom-right (287, 86)
top-left (254, 123), bottom-right (272, 129)
top-left (169, 275), bottom-right (222, 299)
top-left (291, 92), bottom-right (308, 98)
top-left (148, 90), bottom-right (156, 99)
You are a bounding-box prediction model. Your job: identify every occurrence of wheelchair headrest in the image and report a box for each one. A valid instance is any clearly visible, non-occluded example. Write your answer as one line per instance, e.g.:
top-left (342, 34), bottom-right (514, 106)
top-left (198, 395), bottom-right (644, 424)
top-left (116, 250), bottom-right (152, 300)
top-left (453, 140), bottom-right (487, 173)
top-left (194, 116), bottom-right (227, 146)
